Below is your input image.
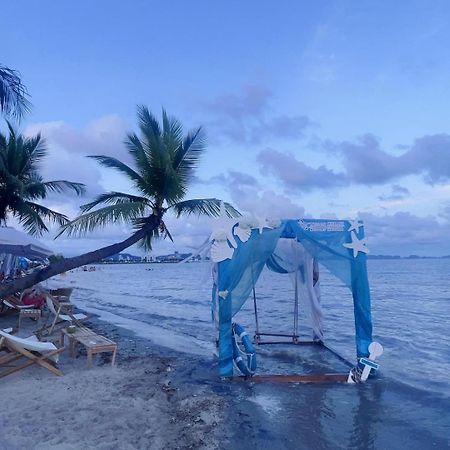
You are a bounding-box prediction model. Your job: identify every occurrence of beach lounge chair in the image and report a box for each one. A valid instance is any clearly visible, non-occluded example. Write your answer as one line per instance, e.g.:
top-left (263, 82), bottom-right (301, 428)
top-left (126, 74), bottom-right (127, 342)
top-left (2, 290), bottom-right (44, 329)
top-left (49, 287), bottom-right (73, 303)
top-left (2, 295), bottom-right (31, 312)
top-left (0, 329), bottom-right (64, 377)
top-left (43, 293), bottom-right (88, 336)
top-left (2, 287), bottom-right (46, 312)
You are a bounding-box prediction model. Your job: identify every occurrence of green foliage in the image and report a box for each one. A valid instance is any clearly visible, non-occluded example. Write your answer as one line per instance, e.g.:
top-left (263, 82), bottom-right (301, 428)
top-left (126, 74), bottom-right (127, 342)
top-left (60, 106), bottom-right (240, 249)
top-left (0, 64), bottom-right (31, 121)
top-left (0, 123), bottom-right (86, 235)
top-left (48, 253), bottom-right (65, 263)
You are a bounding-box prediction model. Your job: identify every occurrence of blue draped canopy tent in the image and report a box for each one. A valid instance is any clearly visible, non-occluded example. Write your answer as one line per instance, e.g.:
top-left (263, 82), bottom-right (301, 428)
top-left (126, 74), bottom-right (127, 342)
top-left (211, 218), bottom-right (373, 378)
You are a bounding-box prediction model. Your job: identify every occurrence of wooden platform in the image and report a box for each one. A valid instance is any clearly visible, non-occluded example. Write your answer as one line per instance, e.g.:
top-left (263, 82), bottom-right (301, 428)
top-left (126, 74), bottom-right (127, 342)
top-left (234, 373), bottom-right (349, 383)
top-left (61, 326), bottom-right (117, 368)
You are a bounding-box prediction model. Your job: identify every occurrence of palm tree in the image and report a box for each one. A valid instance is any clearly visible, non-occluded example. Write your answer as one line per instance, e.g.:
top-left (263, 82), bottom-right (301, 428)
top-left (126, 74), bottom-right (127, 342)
top-left (0, 122), bottom-right (85, 234)
top-left (0, 107), bottom-right (239, 297)
top-left (0, 64), bottom-right (31, 121)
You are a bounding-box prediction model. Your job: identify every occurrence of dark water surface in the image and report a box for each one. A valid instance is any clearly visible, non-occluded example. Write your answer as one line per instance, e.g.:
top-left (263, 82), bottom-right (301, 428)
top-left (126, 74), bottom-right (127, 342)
top-left (50, 259), bottom-right (450, 449)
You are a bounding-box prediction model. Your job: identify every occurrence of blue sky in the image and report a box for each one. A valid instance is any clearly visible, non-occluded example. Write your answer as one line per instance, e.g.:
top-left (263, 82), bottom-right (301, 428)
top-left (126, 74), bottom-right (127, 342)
top-left (2, 1), bottom-right (450, 256)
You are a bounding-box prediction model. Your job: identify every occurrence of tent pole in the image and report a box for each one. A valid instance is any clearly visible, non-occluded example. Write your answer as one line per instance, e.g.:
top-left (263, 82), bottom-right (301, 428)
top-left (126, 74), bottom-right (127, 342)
top-left (252, 285), bottom-right (260, 341)
top-left (293, 271), bottom-right (299, 342)
top-left (250, 262), bottom-right (260, 342)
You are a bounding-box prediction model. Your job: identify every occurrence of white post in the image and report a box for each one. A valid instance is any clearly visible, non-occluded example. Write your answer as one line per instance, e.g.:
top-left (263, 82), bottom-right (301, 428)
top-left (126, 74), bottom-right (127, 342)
top-left (348, 341), bottom-right (383, 383)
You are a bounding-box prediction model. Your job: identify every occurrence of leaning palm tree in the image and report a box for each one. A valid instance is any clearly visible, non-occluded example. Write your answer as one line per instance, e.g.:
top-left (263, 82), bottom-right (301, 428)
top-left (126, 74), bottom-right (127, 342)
top-left (0, 64), bottom-right (31, 121)
top-left (0, 122), bottom-right (85, 234)
top-left (0, 106), bottom-right (239, 297)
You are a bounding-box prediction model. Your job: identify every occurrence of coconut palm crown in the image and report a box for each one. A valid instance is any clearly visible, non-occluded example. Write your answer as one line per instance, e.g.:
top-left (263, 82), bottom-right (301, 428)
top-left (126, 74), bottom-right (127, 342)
top-left (59, 106), bottom-right (239, 248)
top-left (0, 122), bottom-right (85, 235)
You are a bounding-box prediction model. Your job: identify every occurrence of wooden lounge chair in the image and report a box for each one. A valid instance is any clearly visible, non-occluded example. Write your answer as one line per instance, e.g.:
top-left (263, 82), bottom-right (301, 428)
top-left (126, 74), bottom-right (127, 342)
top-left (2, 295), bottom-right (31, 312)
top-left (0, 329), bottom-right (64, 377)
top-left (48, 287), bottom-right (73, 303)
top-left (2, 290), bottom-right (44, 329)
top-left (42, 293), bottom-right (88, 336)
top-left (3, 287), bottom-right (45, 312)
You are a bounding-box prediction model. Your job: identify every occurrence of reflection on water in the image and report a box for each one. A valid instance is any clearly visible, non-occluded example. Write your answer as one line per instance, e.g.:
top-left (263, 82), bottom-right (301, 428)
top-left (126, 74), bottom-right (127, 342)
top-left (49, 259), bottom-right (450, 448)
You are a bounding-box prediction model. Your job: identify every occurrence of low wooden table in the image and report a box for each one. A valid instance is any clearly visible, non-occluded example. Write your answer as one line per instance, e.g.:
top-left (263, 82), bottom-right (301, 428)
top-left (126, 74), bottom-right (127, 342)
top-left (18, 308), bottom-right (41, 330)
top-left (61, 326), bottom-right (117, 368)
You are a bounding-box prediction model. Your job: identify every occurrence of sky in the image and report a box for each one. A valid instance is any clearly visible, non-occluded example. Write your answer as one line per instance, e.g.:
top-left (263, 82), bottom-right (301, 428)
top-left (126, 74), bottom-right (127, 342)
top-left (1, 0), bottom-right (450, 256)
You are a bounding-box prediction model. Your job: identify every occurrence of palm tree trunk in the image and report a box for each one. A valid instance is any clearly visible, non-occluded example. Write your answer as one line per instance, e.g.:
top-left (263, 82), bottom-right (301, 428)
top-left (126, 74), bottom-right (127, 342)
top-left (0, 218), bottom-right (159, 298)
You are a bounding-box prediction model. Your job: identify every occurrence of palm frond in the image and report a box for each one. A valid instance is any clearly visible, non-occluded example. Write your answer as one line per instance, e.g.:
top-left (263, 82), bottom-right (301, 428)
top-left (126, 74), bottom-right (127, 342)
top-left (169, 198), bottom-right (241, 218)
top-left (162, 108), bottom-right (183, 156)
top-left (173, 127), bottom-right (206, 186)
top-left (88, 155), bottom-right (147, 189)
top-left (80, 191), bottom-right (150, 213)
top-left (160, 220), bottom-right (174, 242)
top-left (0, 65), bottom-right (31, 120)
top-left (22, 133), bottom-right (46, 172)
top-left (42, 180), bottom-right (86, 196)
top-left (57, 202), bottom-right (147, 237)
top-left (13, 201), bottom-right (68, 236)
top-left (124, 132), bottom-right (152, 182)
top-left (25, 201), bottom-right (70, 227)
top-left (14, 202), bottom-right (48, 236)
top-left (137, 105), bottom-right (161, 140)
top-left (22, 174), bottom-right (47, 200)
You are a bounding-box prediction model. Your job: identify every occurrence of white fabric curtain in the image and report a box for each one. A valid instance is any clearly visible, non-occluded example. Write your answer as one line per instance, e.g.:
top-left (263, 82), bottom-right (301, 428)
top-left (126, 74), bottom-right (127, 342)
top-left (271, 238), bottom-right (324, 340)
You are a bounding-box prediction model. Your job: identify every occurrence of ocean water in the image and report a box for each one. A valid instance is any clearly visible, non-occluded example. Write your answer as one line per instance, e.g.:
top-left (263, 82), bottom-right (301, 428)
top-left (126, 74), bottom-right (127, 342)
top-left (49, 259), bottom-right (450, 449)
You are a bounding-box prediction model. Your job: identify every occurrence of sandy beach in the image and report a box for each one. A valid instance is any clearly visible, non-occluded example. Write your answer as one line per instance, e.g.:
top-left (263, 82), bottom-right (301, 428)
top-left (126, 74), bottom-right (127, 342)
top-left (0, 316), bottom-right (225, 450)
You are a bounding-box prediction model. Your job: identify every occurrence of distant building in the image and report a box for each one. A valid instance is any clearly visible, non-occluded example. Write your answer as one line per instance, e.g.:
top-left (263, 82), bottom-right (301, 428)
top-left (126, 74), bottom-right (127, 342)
top-left (155, 251), bottom-right (192, 263)
top-left (101, 251), bottom-right (203, 264)
top-left (101, 252), bottom-right (142, 263)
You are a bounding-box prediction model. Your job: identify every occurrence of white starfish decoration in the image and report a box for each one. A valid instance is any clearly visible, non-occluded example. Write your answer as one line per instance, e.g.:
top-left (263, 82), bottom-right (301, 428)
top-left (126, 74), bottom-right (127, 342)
top-left (343, 231), bottom-right (370, 257)
top-left (348, 219), bottom-right (364, 233)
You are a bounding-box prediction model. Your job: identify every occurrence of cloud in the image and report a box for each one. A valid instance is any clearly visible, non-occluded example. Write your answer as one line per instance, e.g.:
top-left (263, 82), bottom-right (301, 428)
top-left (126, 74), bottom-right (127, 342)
top-left (197, 170), bottom-right (305, 218)
top-left (23, 115), bottom-right (133, 203)
top-left (404, 134), bottom-right (450, 184)
top-left (378, 184), bottom-right (410, 201)
top-left (438, 204), bottom-right (450, 222)
top-left (257, 148), bottom-right (348, 191)
top-left (25, 115), bottom-right (129, 160)
top-left (328, 134), bottom-right (404, 184)
top-left (258, 132), bottom-right (450, 193)
top-left (328, 133), bottom-right (450, 186)
top-left (359, 211), bottom-right (450, 256)
top-left (202, 84), bottom-right (313, 145)
top-left (205, 84), bottom-right (271, 119)
top-left (196, 170), bottom-right (259, 188)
